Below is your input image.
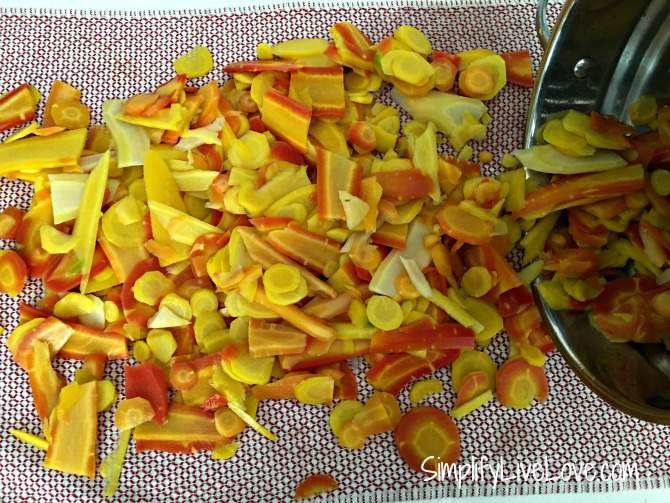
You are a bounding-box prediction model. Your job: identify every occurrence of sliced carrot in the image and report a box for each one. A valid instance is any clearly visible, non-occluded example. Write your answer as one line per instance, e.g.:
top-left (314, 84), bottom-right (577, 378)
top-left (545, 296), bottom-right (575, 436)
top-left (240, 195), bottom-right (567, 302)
top-left (248, 319), bottom-right (307, 358)
top-left (338, 420), bottom-right (367, 449)
top-left (316, 148), bottom-right (363, 220)
top-left (294, 473), bottom-right (338, 500)
top-left (266, 223), bottom-right (341, 274)
top-left (27, 340), bottom-right (62, 418)
top-left (0, 250), bottom-right (28, 297)
top-left (501, 50), bottom-right (534, 87)
top-left (451, 349), bottom-right (497, 392)
top-left (374, 169), bottom-right (433, 201)
top-left (289, 66), bottom-right (345, 118)
top-left (43, 80), bottom-right (81, 126)
top-left (432, 59), bottom-right (457, 92)
top-left (261, 88), bottom-right (311, 153)
top-left (214, 407), bottom-right (246, 437)
top-left (169, 360), bottom-right (197, 391)
top-left (456, 370), bottom-right (493, 406)
top-left (294, 376), bottom-right (335, 405)
top-left (115, 397), bottom-right (155, 431)
top-left (329, 399), bottom-right (364, 436)
top-left (0, 206), bottom-right (24, 239)
top-left (251, 372), bottom-right (312, 400)
top-left (351, 391), bottom-right (401, 436)
top-left (51, 100), bottom-right (91, 129)
top-left (394, 406), bottom-right (460, 472)
top-left (459, 65), bottom-right (495, 98)
top-left (436, 205), bottom-right (493, 245)
top-left (347, 121), bottom-right (376, 153)
top-left (495, 357), bottom-right (549, 409)
top-left (255, 287), bottom-right (336, 342)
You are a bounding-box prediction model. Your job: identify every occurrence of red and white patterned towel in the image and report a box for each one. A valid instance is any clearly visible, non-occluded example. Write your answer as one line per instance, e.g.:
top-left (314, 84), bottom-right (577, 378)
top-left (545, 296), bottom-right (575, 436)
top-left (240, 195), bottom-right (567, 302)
top-left (1, 2), bottom-right (668, 502)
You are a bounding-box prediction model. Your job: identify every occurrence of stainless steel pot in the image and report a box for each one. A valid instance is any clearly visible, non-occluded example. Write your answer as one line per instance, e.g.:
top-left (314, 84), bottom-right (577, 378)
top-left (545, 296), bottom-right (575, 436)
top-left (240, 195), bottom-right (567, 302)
top-left (526, 0), bottom-right (670, 424)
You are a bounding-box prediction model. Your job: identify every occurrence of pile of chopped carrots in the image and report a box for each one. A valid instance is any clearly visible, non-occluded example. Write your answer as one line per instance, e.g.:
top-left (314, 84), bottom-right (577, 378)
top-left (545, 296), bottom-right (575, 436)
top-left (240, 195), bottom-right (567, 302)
top-left (510, 104), bottom-right (670, 344)
top-left (0, 20), bottom-right (668, 500)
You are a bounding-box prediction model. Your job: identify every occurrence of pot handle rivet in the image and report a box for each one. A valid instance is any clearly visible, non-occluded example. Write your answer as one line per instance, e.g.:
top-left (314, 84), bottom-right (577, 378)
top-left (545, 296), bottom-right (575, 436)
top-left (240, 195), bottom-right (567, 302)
top-left (573, 58), bottom-right (592, 79)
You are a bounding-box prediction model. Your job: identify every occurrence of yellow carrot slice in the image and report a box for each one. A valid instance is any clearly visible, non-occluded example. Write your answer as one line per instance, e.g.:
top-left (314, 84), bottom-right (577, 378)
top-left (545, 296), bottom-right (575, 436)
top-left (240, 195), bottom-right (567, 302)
top-left (451, 349), bottom-right (497, 392)
top-left (459, 55), bottom-right (507, 100)
top-left (394, 26), bottom-right (432, 56)
top-left (347, 299), bottom-right (368, 328)
top-left (227, 402), bottom-right (276, 441)
top-left (214, 407), bottom-right (246, 438)
top-left (147, 200), bottom-right (222, 247)
top-left (409, 378), bottom-right (443, 404)
top-left (44, 381), bottom-right (98, 478)
top-left (212, 442), bottom-right (239, 461)
top-left (52, 101), bottom-right (90, 129)
top-left (461, 266), bottom-right (493, 298)
top-left (255, 287), bottom-right (336, 342)
top-left (146, 329), bottom-right (178, 362)
top-left (102, 100), bottom-right (150, 168)
top-left (228, 131), bottom-right (270, 169)
top-left (519, 343), bottom-right (546, 367)
top-left (428, 288), bottom-right (484, 334)
top-left (450, 389), bottom-right (493, 419)
top-left (359, 177), bottom-right (383, 231)
top-left (10, 429), bottom-right (48, 451)
top-left (39, 225), bottom-right (79, 254)
top-left (72, 151), bottom-right (109, 293)
top-left (143, 149), bottom-right (189, 259)
top-left (53, 293), bottom-right (95, 318)
top-left (390, 51), bottom-right (434, 86)
top-left (0, 128), bottom-right (86, 175)
top-left (132, 271), bottom-right (175, 306)
top-left (225, 354), bottom-right (274, 386)
top-left (173, 46), bottom-right (214, 78)
top-left (146, 306), bottom-right (190, 329)
top-left (272, 38), bottom-right (329, 58)
top-left (115, 397), bottom-right (155, 431)
top-left (160, 293), bottom-right (192, 320)
top-left (132, 340), bottom-right (152, 363)
top-left (238, 227), bottom-right (336, 299)
top-left (96, 380), bottom-right (118, 412)
top-left (329, 400), bottom-right (364, 436)
top-left (264, 264), bottom-right (302, 294)
top-left (366, 295), bottom-right (403, 331)
top-left (294, 376), bottom-right (335, 405)
top-left (462, 297), bottom-right (502, 347)
top-left (190, 289), bottom-right (219, 317)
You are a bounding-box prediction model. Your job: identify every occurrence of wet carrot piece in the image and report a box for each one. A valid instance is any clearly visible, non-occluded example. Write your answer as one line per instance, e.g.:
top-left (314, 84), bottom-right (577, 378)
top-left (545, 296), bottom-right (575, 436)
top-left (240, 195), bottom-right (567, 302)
top-left (495, 357), bottom-right (549, 409)
top-left (294, 473), bottom-right (338, 500)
